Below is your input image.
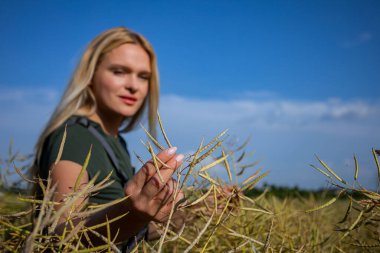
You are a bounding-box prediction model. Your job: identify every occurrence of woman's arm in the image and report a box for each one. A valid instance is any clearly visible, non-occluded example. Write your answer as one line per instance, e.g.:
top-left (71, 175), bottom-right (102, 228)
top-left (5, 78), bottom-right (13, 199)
top-left (51, 147), bottom-right (184, 245)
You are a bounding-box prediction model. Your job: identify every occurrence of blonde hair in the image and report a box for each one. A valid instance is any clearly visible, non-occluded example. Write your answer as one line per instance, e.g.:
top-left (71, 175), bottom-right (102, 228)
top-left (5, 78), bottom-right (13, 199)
top-left (34, 27), bottom-right (159, 168)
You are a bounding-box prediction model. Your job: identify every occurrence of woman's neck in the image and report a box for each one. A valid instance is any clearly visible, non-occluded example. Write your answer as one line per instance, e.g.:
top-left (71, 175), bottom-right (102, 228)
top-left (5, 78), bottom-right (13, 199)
top-left (88, 109), bottom-right (123, 137)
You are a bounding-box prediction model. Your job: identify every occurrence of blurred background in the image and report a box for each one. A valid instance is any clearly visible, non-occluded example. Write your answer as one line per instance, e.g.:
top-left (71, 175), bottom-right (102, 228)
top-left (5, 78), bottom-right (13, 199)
top-left (0, 0), bottom-right (379, 189)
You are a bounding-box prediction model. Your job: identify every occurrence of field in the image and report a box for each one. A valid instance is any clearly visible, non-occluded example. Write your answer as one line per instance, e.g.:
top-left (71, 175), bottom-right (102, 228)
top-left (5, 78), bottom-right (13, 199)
top-left (1, 125), bottom-right (379, 252)
top-left (1, 189), bottom-right (377, 252)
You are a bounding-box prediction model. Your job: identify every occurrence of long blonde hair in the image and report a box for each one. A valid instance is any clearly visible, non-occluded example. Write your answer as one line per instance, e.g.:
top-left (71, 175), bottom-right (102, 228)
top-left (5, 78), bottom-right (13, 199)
top-left (34, 27), bottom-right (159, 168)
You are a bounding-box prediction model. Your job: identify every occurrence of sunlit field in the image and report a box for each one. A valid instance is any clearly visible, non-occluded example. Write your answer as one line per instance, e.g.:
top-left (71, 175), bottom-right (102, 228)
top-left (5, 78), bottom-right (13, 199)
top-left (1, 121), bottom-right (379, 252)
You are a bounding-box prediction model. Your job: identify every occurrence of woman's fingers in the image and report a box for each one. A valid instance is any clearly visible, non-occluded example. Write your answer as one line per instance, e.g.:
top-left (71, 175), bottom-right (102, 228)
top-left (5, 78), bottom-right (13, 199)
top-left (153, 178), bottom-right (178, 204)
top-left (123, 148), bottom-right (185, 223)
top-left (152, 183), bottom-right (173, 205)
top-left (152, 187), bottom-right (186, 223)
top-left (124, 147), bottom-right (178, 195)
top-left (142, 154), bottom-right (184, 199)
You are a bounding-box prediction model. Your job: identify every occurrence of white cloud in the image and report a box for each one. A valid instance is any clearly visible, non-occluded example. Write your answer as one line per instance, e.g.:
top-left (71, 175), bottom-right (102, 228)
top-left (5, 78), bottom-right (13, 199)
top-left (0, 87), bottom-right (59, 103)
top-left (0, 88), bottom-right (59, 155)
top-left (0, 88), bottom-right (59, 132)
top-left (158, 95), bottom-right (378, 133)
top-left (1, 88), bottom-right (379, 189)
top-left (154, 94), bottom-right (380, 189)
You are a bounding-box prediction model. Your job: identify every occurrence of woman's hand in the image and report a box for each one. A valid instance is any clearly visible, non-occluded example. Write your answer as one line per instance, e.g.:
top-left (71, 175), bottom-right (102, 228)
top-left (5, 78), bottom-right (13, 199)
top-left (123, 147), bottom-right (185, 223)
top-left (50, 147), bottom-right (184, 245)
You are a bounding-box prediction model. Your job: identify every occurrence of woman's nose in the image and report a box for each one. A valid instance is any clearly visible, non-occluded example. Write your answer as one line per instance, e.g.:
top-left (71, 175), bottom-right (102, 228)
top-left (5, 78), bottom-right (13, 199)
top-left (124, 75), bottom-right (139, 93)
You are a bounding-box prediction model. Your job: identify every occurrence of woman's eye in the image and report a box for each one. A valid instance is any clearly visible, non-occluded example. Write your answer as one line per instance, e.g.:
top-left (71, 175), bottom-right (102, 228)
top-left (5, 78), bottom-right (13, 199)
top-left (139, 74), bottom-right (151, 81)
top-left (112, 69), bottom-right (125, 75)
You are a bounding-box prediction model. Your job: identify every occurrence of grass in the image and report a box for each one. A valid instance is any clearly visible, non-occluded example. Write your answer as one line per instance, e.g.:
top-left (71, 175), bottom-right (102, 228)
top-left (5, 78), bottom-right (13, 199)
top-left (0, 115), bottom-right (379, 252)
top-left (0, 192), bottom-right (29, 213)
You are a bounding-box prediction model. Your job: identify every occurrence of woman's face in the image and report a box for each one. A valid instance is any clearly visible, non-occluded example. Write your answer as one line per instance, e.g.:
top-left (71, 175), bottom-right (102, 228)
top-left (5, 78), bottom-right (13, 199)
top-left (91, 43), bottom-right (151, 121)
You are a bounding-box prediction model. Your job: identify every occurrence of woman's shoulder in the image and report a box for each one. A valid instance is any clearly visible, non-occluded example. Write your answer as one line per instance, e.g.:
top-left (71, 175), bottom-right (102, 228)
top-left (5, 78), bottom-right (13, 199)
top-left (49, 117), bottom-right (98, 147)
top-left (39, 116), bottom-right (109, 175)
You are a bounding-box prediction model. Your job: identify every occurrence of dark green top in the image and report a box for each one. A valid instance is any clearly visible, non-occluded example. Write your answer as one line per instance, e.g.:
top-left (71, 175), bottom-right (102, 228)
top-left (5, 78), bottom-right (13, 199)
top-left (38, 116), bottom-right (134, 204)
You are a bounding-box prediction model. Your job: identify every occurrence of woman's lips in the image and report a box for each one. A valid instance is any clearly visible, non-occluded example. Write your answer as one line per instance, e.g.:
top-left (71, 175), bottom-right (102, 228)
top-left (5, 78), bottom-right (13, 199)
top-left (119, 96), bottom-right (137, 105)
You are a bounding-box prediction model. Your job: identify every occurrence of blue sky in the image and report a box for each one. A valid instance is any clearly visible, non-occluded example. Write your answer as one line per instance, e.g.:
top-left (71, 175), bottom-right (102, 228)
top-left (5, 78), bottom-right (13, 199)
top-left (1, 0), bottom-right (379, 189)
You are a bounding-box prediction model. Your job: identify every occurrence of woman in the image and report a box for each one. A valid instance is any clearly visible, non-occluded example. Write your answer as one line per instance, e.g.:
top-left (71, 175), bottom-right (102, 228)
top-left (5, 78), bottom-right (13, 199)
top-left (33, 27), bottom-right (184, 250)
